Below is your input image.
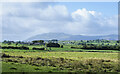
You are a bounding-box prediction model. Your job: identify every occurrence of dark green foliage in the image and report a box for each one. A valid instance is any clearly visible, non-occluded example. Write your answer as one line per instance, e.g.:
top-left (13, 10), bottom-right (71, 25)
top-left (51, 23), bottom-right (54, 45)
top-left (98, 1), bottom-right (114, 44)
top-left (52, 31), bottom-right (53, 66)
top-left (2, 53), bottom-right (11, 58)
top-left (117, 40), bottom-right (120, 43)
top-left (51, 39), bottom-right (58, 43)
top-left (1, 46), bottom-right (29, 50)
top-left (32, 40), bottom-right (44, 45)
top-left (32, 47), bottom-right (44, 50)
top-left (69, 40), bottom-right (120, 50)
top-left (61, 45), bottom-right (63, 48)
top-left (47, 43), bottom-right (60, 47)
top-left (10, 67), bottom-right (17, 70)
top-left (71, 47), bottom-right (80, 49)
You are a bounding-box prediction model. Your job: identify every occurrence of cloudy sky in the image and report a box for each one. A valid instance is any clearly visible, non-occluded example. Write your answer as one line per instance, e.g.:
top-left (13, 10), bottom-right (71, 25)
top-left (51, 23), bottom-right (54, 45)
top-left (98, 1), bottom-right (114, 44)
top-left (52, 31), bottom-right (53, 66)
top-left (1, 2), bottom-right (118, 41)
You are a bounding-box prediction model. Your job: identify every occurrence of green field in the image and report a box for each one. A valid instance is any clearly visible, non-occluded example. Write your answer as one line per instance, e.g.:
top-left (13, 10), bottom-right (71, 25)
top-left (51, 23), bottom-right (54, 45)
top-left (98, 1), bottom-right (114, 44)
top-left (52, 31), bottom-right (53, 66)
top-left (1, 49), bottom-right (119, 72)
top-left (1, 42), bottom-right (120, 52)
top-left (1, 40), bottom-right (120, 73)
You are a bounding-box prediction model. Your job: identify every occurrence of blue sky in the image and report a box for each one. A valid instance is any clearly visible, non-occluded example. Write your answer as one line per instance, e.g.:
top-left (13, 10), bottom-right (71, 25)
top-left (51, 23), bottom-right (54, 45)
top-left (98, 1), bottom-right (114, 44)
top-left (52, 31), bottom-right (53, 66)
top-left (1, 2), bottom-right (118, 41)
top-left (56, 2), bottom-right (118, 16)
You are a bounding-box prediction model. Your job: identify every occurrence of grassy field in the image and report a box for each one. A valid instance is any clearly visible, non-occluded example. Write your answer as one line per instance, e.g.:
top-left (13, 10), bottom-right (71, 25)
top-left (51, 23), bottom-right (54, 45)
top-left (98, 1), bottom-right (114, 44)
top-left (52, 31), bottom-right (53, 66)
top-left (2, 50), bottom-right (118, 61)
top-left (1, 41), bottom-right (120, 73)
top-left (1, 49), bottom-right (119, 72)
top-left (2, 62), bottom-right (69, 72)
top-left (1, 43), bottom-right (120, 52)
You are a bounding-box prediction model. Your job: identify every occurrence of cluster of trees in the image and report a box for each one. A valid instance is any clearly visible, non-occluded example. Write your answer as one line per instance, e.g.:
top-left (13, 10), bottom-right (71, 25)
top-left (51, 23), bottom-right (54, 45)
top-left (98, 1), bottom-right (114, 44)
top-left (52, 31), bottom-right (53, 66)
top-left (47, 43), bottom-right (60, 47)
top-left (1, 39), bottom-right (62, 50)
top-left (66, 40), bottom-right (120, 50)
top-left (2, 40), bottom-right (15, 45)
top-left (3, 39), bottom-right (119, 50)
top-left (1, 46), bottom-right (29, 50)
top-left (59, 39), bottom-right (119, 45)
top-left (71, 43), bottom-right (120, 50)
top-left (32, 47), bottom-right (45, 50)
top-left (2, 40), bottom-right (31, 46)
top-left (32, 40), bottom-right (44, 45)
top-left (1, 46), bottom-right (46, 50)
top-left (32, 39), bottom-right (61, 47)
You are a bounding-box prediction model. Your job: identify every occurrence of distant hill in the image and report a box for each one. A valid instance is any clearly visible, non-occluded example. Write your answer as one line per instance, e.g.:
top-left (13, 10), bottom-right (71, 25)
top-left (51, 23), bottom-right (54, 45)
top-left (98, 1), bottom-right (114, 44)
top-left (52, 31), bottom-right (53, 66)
top-left (26, 33), bottom-right (118, 41)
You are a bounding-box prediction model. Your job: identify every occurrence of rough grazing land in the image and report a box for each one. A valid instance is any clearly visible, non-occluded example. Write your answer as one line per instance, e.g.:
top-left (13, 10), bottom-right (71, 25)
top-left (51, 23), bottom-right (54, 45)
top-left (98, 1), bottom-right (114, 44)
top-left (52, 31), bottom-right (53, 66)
top-left (1, 50), bottom-right (119, 72)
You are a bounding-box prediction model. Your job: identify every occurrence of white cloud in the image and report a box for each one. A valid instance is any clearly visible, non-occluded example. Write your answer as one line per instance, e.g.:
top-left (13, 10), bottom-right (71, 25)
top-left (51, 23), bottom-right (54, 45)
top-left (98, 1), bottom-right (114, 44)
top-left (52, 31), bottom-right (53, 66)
top-left (68, 8), bottom-right (117, 35)
top-left (1, 3), bottom-right (118, 41)
top-left (37, 5), bottom-right (70, 21)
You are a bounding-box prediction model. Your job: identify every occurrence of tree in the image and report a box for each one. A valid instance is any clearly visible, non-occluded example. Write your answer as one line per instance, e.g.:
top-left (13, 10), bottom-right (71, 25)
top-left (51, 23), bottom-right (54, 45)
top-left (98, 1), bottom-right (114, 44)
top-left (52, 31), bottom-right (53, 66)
top-left (3, 40), bottom-right (7, 43)
top-left (16, 42), bottom-right (19, 47)
top-left (32, 40), bottom-right (38, 44)
top-left (32, 40), bottom-right (44, 45)
top-left (117, 40), bottom-right (120, 43)
top-left (38, 40), bottom-right (44, 45)
top-left (51, 39), bottom-right (58, 43)
top-left (61, 45), bottom-right (63, 48)
top-left (47, 43), bottom-right (60, 47)
top-left (47, 40), bottom-right (60, 50)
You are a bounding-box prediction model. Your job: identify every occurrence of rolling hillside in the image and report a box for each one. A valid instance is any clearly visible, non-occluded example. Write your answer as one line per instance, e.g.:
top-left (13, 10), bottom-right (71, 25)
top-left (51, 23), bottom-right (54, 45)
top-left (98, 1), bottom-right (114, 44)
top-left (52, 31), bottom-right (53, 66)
top-left (26, 33), bottom-right (118, 41)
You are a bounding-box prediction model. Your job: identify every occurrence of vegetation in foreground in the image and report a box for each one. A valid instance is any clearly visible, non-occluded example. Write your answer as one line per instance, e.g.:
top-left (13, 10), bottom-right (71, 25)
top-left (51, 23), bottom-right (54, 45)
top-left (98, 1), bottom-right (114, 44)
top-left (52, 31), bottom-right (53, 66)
top-left (1, 39), bottom-right (120, 72)
top-left (1, 50), bottom-right (119, 72)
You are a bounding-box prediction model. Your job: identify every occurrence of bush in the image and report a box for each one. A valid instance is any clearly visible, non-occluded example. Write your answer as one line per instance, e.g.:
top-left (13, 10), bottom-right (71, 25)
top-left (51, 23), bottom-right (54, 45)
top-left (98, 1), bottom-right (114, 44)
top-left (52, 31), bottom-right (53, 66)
top-left (71, 47), bottom-right (81, 49)
top-left (32, 47), bottom-right (45, 50)
top-left (47, 43), bottom-right (60, 47)
top-left (1, 46), bottom-right (29, 50)
top-left (61, 45), bottom-right (63, 48)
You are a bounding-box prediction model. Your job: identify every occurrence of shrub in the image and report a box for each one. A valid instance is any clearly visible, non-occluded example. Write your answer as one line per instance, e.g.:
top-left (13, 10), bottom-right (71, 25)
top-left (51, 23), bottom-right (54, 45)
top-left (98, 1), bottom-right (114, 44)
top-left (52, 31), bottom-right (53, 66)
top-left (32, 47), bottom-right (45, 50)
top-left (47, 43), bottom-right (60, 47)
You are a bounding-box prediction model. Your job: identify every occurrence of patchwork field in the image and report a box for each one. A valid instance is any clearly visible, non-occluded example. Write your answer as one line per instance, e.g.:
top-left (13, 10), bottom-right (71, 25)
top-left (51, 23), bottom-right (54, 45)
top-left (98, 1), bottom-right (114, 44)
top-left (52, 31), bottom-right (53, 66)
top-left (1, 40), bottom-right (120, 73)
top-left (1, 49), bottom-right (119, 72)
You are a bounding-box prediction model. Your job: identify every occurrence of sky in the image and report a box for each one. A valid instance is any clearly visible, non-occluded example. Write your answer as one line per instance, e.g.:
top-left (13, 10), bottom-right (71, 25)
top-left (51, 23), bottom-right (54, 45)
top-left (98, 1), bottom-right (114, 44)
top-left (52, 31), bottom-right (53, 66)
top-left (0, 2), bottom-right (118, 41)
